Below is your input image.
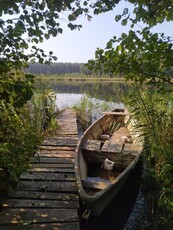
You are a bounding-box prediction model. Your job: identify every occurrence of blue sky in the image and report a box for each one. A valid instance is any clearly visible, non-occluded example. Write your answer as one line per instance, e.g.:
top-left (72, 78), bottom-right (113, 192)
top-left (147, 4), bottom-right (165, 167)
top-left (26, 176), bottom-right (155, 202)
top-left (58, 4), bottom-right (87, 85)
top-left (38, 2), bottom-right (173, 63)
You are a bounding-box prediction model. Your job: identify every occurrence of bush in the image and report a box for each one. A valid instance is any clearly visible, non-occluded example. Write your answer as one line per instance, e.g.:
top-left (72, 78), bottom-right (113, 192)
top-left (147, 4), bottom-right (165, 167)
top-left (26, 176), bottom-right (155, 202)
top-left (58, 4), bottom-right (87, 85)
top-left (0, 76), bottom-right (57, 189)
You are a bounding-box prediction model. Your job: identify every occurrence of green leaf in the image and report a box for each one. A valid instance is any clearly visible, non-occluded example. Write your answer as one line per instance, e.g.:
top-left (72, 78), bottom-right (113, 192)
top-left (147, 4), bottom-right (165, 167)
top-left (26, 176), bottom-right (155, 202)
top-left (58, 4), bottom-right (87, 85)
top-left (58, 28), bottom-right (63, 34)
top-left (121, 19), bottom-right (127, 26)
top-left (123, 8), bottom-right (129, 16)
top-left (115, 15), bottom-right (121, 22)
top-left (106, 40), bottom-right (113, 49)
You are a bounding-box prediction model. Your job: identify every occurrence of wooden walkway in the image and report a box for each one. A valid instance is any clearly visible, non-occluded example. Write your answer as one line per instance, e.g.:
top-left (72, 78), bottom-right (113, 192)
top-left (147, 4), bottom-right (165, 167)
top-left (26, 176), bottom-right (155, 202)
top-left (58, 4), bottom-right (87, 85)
top-left (0, 110), bottom-right (80, 230)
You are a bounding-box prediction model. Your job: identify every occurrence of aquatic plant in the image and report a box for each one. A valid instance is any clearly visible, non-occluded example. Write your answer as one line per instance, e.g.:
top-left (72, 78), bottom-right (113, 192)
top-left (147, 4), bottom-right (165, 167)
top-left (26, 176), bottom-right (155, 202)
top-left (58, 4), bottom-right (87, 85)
top-left (126, 85), bottom-right (173, 229)
top-left (73, 94), bottom-right (120, 135)
top-left (73, 94), bottom-right (94, 133)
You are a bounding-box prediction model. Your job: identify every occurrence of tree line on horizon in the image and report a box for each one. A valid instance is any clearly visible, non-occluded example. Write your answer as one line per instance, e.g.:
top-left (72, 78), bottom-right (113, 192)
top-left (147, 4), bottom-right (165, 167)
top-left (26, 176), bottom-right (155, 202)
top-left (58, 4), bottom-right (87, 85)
top-left (27, 62), bottom-right (93, 75)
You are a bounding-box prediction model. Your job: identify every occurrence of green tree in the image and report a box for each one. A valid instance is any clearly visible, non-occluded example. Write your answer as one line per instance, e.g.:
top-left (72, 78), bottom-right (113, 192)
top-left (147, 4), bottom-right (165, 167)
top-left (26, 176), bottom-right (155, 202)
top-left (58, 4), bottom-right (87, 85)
top-left (86, 1), bottom-right (173, 85)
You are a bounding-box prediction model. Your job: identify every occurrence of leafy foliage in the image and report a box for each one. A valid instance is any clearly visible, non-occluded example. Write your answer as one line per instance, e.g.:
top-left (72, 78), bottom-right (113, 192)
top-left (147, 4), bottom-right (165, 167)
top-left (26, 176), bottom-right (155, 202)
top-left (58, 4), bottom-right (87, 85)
top-left (0, 81), bottom-right (57, 180)
top-left (128, 0), bottom-right (173, 26)
top-left (0, 0), bottom-right (92, 68)
top-left (86, 29), bottom-right (173, 85)
top-left (86, 1), bottom-right (173, 86)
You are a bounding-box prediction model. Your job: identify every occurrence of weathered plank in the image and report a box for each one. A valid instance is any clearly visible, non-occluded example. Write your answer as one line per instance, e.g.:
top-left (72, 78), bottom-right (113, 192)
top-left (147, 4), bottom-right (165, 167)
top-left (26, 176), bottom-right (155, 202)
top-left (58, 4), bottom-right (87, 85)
top-left (20, 172), bottom-right (75, 181)
top-left (42, 138), bottom-right (78, 146)
top-left (31, 157), bottom-right (74, 164)
top-left (17, 181), bottom-right (77, 192)
top-left (27, 168), bottom-right (74, 173)
top-left (31, 163), bottom-right (74, 168)
top-left (35, 152), bottom-right (75, 158)
top-left (0, 208), bottom-right (78, 225)
top-left (82, 179), bottom-right (111, 190)
top-left (3, 199), bottom-right (79, 209)
top-left (0, 222), bottom-right (80, 230)
top-left (84, 140), bottom-right (102, 152)
top-left (103, 111), bottom-right (130, 115)
top-left (9, 191), bottom-right (78, 201)
top-left (122, 143), bottom-right (143, 156)
top-left (39, 146), bottom-right (76, 151)
top-left (101, 140), bottom-right (123, 153)
top-left (17, 180), bottom-right (77, 192)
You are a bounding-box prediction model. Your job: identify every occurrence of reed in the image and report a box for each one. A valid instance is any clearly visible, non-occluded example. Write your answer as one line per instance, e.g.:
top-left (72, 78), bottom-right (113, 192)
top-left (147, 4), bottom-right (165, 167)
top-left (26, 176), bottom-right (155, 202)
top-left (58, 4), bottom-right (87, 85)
top-left (73, 94), bottom-right (112, 135)
top-left (126, 85), bottom-right (173, 229)
top-left (73, 94), bottom-right (94, 133)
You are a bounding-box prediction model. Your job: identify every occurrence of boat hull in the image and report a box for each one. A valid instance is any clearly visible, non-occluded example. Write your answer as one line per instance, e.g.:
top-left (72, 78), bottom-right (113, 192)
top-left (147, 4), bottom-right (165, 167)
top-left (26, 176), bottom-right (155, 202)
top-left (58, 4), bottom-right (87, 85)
top-left (75, 109), bottom-right (143, 216)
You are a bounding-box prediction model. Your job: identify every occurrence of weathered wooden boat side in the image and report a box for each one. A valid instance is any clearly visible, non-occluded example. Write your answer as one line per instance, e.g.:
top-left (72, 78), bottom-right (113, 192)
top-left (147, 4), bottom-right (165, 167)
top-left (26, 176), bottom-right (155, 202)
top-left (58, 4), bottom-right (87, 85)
top-left (75, 109), bottom-right (143, 216)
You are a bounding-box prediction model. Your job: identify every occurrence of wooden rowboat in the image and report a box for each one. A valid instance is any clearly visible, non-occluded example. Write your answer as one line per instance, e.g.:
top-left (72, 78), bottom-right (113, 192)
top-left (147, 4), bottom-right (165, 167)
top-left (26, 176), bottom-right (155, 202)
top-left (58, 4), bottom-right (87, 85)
top-left (75, 108), bottom-right (143, 217)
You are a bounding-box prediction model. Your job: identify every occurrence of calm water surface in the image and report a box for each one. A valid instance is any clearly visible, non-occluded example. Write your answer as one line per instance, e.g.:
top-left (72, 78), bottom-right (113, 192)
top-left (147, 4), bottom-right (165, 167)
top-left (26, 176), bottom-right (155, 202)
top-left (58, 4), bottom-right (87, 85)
top-left (56, 93), bottom-right (83, 109)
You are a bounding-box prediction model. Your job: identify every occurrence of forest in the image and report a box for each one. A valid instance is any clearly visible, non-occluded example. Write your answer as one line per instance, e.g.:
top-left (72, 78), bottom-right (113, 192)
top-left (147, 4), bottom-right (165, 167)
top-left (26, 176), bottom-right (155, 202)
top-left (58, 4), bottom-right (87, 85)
top-left (27, 62), bottom-right (92, 75)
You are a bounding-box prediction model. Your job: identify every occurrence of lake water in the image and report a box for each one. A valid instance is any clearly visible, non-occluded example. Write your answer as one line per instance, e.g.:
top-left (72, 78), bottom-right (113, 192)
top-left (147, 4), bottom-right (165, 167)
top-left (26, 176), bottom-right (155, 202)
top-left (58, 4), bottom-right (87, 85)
top-left (56, 93), bottom-right (84, 109)
top-left (54, 81), bottom-right (128, 121)
top-left (56, 92), bottom-right (125, 125)
top-left (49, 80), bottom-right (145, 230)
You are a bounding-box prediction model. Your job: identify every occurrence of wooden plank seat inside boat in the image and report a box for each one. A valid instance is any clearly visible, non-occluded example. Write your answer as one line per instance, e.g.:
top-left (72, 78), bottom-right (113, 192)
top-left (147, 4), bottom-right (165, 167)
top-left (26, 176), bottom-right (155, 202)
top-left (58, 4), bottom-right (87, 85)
top-left (101, 140), bottom-right (123, 153)
top-left (83, 139), bottom-right (102, 152)
top-left (82, 177), bottom-right (111, 190)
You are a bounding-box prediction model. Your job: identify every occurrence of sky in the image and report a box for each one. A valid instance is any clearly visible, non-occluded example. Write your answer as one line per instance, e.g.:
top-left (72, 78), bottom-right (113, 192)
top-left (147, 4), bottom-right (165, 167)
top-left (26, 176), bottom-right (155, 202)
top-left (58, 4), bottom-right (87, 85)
top-left (38, 1), bottom-right (173, 63)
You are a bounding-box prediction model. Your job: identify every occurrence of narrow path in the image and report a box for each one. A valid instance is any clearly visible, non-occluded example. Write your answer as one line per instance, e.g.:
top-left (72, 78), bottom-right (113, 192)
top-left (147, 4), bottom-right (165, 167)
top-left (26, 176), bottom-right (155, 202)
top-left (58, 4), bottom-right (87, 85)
top-left (0, 109), bottom-right (80, 230)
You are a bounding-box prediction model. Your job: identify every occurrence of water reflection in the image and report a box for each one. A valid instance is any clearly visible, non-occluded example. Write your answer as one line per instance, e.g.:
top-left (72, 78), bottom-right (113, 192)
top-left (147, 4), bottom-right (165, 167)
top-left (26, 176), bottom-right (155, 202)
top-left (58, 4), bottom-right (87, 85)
top-left (56, 93), bottom-right (83, 109)
top-left (56, 93), bottom-right (125, 124)
top-left (49, 80), bottom-right (131, 103)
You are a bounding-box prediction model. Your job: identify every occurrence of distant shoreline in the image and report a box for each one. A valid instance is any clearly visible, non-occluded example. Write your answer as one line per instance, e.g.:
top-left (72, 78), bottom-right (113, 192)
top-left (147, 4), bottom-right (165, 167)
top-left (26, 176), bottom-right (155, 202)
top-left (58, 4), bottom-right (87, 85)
top-left (36, 75), bottom-right (127, 82)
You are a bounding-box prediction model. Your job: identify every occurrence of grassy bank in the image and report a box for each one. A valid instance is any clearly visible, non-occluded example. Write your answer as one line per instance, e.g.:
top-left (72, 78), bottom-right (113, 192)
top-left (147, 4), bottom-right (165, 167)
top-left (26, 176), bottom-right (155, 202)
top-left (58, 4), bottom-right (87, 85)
top-left (35, 73), bottom-right (126, 82)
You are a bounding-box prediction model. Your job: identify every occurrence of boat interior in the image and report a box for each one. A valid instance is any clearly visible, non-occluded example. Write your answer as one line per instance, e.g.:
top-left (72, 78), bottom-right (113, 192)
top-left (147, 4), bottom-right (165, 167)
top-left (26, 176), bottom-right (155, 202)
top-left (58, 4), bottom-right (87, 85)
top-left (80, 112), bottom-right (142, 193)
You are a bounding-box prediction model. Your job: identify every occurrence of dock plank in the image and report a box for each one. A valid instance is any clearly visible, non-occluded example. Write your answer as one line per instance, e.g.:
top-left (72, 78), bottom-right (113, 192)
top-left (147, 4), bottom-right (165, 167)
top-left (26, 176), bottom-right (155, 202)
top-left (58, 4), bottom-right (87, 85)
top-left (17, 177), bottom-right (77, 193)
top-left (30, 163), bottom-right (74, 168)
top-left (27, 168), bottom-right (75, 173)
top-left (9, 191), bottom-right (78, 201)
top-left (3, 199), bottom-right (79, 209)
top-left (0, 208), bottom-right (78, 224)
top-left (31, 157), bottom-right (75, 164)
top-left (20, 172), bottom-right (75, 181)
top-left (0, 223), bottom-right (79, 230)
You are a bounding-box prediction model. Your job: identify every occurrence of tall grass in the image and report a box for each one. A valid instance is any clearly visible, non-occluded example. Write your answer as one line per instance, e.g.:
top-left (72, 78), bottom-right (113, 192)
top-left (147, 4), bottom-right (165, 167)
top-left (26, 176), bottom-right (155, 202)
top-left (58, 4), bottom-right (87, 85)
top-left (73, 94), bottom-right (113, 134)
top-left (73, 94), bottom-right (94, 133)
top-left (126, 85), bottom-right (173, 229)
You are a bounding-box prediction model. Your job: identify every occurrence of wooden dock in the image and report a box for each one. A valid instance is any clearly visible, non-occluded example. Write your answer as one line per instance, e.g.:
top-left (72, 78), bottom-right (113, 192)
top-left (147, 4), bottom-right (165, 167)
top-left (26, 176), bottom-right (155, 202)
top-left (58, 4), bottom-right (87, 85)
top-left (0, 109), bottom-right (80, 230)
